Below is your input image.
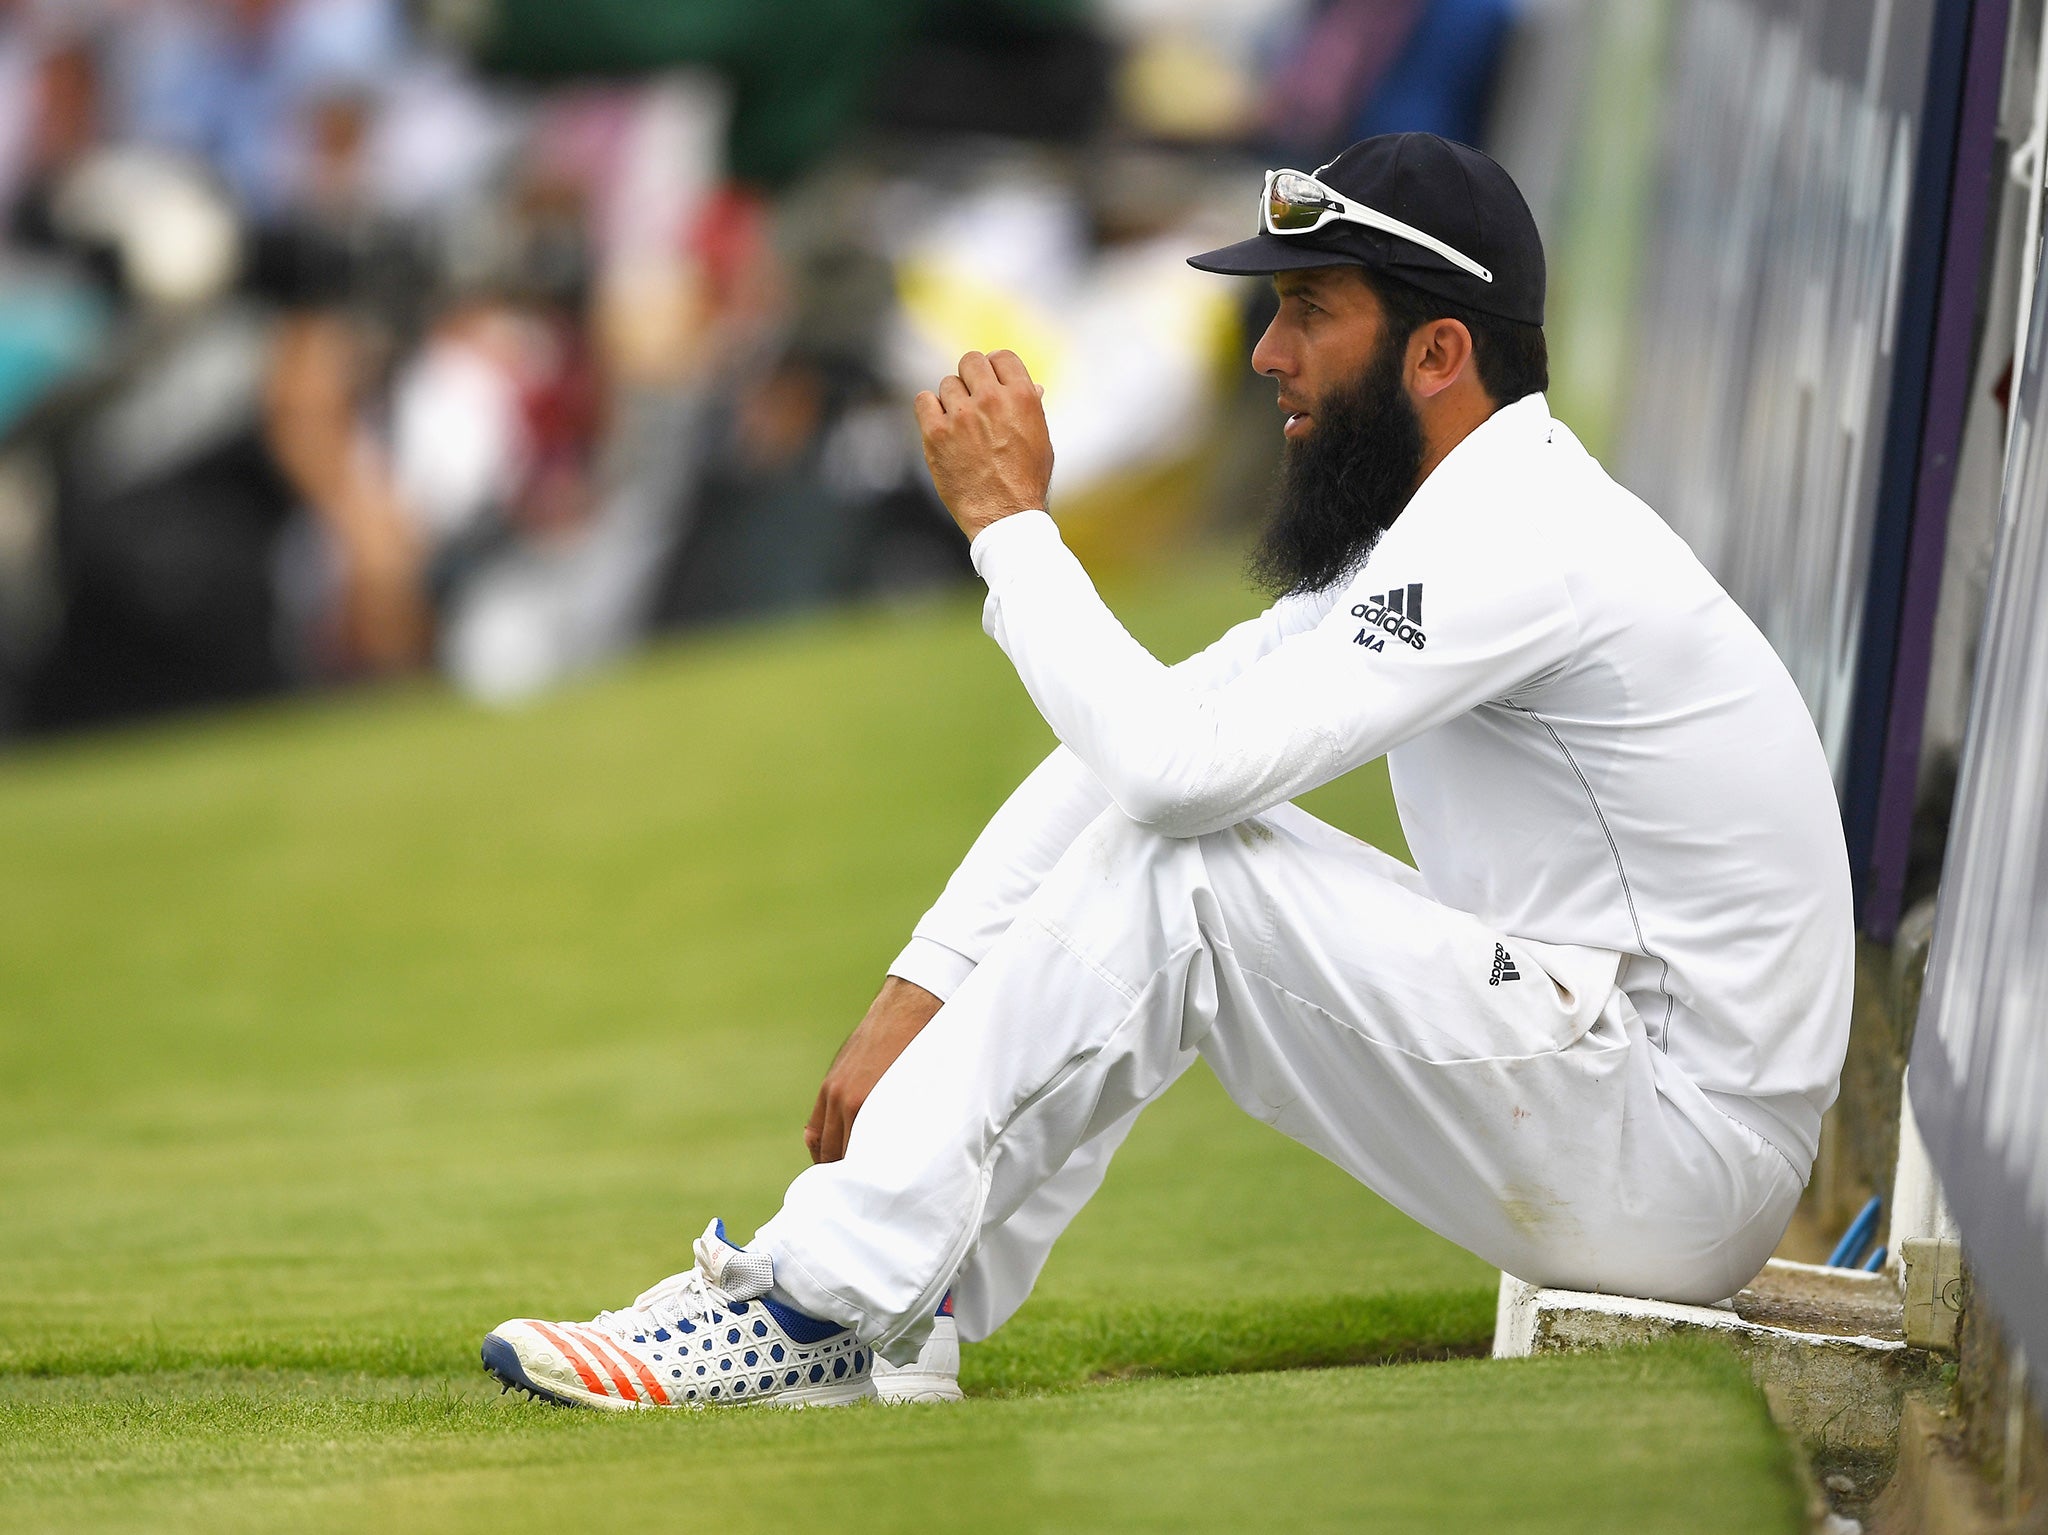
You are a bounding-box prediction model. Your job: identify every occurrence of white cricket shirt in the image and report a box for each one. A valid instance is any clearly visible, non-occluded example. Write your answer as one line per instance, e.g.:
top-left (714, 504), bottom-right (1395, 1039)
top-left (891, 393), bottom-right (1853, 1174)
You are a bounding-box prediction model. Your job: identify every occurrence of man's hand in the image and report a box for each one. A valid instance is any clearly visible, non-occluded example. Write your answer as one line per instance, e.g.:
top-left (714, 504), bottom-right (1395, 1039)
top-left (805, 976), bottom-right (945, 1163)
top-left (913, 350), bottom-right (1053, 540)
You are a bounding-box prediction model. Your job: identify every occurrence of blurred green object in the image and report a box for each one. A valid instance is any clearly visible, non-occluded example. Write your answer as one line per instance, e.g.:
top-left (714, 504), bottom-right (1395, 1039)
top-left (460, 0), bottom-right (1090, 180)
top-left (0, 273), bottom-right (108, 436)
top-left (1539, 0), bottom-right (1673, 461)
top-left (0, 554), bottom-right (1799, 1530)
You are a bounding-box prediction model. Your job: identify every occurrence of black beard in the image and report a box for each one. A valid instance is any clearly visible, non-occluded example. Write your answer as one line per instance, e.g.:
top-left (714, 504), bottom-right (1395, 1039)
top-left (1248, 333), bottom-right (1425, 599)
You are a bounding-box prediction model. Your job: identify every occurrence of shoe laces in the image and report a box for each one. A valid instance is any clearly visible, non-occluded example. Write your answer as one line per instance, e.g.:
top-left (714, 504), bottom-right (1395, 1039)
top-left (588, 1220), bottom-right (769, 1340)
top-left (588, 1266), bottom-right (732, 1340)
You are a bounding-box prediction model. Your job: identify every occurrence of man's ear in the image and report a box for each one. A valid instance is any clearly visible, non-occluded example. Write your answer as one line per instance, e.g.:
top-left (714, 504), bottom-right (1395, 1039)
top-left (1409, 318), bottom-right (1474, 400)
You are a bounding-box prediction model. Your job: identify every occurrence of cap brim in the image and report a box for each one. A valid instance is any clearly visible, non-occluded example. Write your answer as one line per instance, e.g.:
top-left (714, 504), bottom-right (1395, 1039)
top-left (1185, 231), bottom-right (1373, 276)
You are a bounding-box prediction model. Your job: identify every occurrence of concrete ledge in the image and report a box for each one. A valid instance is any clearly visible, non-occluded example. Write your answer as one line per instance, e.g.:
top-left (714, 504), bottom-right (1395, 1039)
top-left (1495, 1259), bottom-right (1948, 1471)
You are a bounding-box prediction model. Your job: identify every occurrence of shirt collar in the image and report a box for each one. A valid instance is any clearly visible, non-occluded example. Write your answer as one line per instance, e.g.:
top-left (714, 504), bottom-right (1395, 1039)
top-left (1458, 389), bottom-right (1553, 455)
top-left (1405, 389), bottom-right (1555, 510)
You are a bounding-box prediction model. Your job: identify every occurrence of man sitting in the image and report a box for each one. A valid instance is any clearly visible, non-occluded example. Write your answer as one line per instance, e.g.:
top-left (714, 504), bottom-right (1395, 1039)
top-left (482, 133), bottom-right (1852, 1410)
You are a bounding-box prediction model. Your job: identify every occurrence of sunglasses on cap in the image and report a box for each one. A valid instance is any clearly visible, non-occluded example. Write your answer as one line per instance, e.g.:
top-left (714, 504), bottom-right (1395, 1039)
top-left (1261, 168), bottom-right (1494, 285)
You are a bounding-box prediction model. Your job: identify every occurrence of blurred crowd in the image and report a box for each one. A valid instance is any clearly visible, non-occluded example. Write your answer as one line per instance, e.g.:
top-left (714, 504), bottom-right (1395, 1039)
top-left (0, 0), bottom-right (1518, 735)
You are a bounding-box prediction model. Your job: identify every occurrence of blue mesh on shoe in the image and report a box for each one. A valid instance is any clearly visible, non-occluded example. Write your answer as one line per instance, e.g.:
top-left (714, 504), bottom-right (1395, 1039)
top-left (760, 1295), bottom-right (843, 1344)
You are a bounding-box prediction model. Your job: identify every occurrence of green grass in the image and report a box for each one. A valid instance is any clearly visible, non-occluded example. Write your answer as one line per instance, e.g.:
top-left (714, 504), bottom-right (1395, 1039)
top-left (0, 1344), bottom-right (1802, 1534)
top-left (0, 553), bottom-right (1802, 1530)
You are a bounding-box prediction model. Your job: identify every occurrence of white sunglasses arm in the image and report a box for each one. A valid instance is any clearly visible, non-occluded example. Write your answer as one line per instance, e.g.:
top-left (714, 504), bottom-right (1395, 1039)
top-left (1349, 205), bottom-right (1494, 284)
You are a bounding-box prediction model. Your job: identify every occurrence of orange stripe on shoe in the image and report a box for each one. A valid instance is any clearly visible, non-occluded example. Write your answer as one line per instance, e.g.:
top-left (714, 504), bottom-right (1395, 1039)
top-left (569, 1326), bottom-right (646, 1403)
top-left (528, 1321), bottom-right (609, 1397)
top-left (582, 1328), bottom-right (670, 1406)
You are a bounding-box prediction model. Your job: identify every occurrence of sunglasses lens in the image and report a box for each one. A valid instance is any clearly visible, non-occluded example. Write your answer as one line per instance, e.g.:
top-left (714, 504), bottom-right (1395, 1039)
top-left (1267, 172), bottom-right (1332, 231)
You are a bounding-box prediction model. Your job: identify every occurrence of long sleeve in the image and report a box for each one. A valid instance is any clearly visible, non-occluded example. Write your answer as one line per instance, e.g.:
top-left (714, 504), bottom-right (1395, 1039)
top-left (968, 502), bottom-right (1579, 840)
top-left (886, 748), bottom-right (1107, 998)
top-left (887, 584), bottom-right (1326, 1000)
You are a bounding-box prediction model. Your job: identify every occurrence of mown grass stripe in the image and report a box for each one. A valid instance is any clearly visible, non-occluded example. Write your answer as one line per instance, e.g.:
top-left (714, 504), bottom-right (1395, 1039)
top-left (0, 1288), bottom-right (1496, 1391)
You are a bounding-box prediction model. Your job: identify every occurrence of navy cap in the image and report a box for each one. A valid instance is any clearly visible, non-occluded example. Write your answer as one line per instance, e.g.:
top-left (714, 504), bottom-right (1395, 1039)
top-left (1189, 133), bottom-right (1545, 326)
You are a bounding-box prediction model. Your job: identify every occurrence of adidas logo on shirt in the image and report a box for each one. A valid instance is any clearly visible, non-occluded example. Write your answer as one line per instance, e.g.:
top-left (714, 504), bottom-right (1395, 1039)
top-left (1351, 583), bottom-right (1428, 651)
top-left (1489, 943), bottom-right (1521, 985)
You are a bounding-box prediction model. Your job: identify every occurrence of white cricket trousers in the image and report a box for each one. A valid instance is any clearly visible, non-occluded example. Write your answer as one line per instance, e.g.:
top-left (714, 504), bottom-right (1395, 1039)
top-left (755, 802), bottom-right (1804, 1358)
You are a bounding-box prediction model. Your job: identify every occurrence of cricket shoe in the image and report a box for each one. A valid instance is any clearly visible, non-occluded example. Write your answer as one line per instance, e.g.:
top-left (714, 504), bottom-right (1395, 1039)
top-left (481, 1219), bottom-right (873, 1410)
top-left (871, 1290), bottom-right (964, 1404)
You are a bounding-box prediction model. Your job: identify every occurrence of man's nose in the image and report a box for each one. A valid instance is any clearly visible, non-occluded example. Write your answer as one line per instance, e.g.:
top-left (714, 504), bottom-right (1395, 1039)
top-left (1250, 314), bottom-right (1292, 380)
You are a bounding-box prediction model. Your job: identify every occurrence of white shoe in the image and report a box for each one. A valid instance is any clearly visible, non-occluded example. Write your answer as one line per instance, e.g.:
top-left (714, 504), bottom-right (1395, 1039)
top-left (482, 1219), bottom-right (874, 1410)
top-left (872, 1293), bottom-right (965, 1404)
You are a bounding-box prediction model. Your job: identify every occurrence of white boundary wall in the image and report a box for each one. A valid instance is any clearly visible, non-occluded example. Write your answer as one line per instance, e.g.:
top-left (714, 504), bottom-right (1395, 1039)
top-left (1908, 223), bottom-right (2048, 1394)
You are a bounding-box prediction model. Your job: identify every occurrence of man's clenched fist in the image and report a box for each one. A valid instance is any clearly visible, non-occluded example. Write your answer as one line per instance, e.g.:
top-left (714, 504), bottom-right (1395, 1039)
top-left (913, 350), bottom-right (1054, 540)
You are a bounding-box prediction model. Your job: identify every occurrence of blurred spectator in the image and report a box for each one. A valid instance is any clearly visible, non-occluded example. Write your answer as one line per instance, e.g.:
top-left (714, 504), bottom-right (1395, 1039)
top-left (0, 5), bottom-right (430, 728)
top-left (1267, 0), bottom-right (1516, 161)
top-left (0, 0), bottom-right (1524, 740)
top-left (1349, 0), bottom-right (1516, 147)
top-left (110, 0), bottom-right (406, 220)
